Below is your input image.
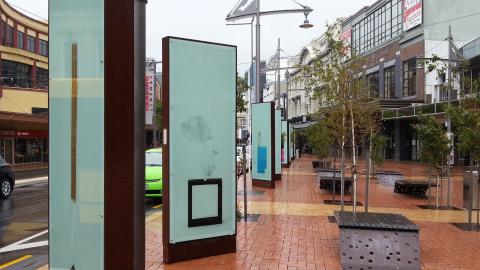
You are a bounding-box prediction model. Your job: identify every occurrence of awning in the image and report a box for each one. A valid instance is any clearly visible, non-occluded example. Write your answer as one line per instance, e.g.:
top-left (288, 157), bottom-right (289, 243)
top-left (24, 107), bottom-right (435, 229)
top-left (291, 121), bottom-right (317, 129)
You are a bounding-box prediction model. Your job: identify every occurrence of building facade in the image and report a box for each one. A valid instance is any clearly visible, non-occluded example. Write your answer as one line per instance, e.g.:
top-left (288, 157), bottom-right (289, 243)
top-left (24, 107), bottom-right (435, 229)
top-left (0, 0), bottom-right (48, 166)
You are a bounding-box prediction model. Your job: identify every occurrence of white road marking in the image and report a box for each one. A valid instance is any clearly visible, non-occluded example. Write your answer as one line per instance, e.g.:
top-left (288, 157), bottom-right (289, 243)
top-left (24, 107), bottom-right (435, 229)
top-left (15, 177), bottom-right (48, 186)
top-left (0, 230), bottom-right (48, 253)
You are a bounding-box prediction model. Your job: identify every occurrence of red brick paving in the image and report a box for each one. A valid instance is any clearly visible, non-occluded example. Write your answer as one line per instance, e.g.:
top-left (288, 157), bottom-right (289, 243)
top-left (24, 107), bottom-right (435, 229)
top-left (144, 156), bottom-right (480, 270)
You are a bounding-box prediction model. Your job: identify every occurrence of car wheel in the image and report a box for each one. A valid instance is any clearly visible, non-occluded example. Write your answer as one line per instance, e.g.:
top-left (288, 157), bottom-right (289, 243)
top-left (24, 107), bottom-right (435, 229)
top-left (0, 179), bottom-right (12, 199)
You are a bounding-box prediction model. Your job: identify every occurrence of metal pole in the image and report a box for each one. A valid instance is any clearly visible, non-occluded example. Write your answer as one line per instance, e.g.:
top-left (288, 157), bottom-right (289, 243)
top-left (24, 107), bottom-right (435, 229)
top-left (255, 0), bottom-right (262, 103)
top-left (277, 38), bottom-right (281, 108)
top-left (243, 145), bottom-right (247, 222)
top-left (152, 62), bottom-right (157, 148)
top-left (446, 25), bottom-right (453, 208)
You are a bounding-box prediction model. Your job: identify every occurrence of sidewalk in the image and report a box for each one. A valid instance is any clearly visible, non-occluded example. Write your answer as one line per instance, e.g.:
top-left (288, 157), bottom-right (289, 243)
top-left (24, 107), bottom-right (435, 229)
top-left (38, 157), bottom-right (480, 269)
top-left (145, 156), bottom-right (480, 270)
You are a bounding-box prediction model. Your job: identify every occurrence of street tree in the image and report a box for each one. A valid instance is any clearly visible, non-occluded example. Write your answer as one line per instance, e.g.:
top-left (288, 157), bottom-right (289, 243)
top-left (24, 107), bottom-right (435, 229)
top-left (300, 22), bottom-right (368, 212)
top-left (446, 79), bottom-right (480, 224)
top-left (237, 74), bottom-right (249, 113)
top-left (413, 115), bottom-right (451, 208)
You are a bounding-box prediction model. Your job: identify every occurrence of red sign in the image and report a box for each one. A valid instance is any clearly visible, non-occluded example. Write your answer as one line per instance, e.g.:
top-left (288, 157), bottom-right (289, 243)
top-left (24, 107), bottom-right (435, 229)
top-left (403, 0), bottom-right (422, 31)
top-left (0, 130), bottom-right (48, 138)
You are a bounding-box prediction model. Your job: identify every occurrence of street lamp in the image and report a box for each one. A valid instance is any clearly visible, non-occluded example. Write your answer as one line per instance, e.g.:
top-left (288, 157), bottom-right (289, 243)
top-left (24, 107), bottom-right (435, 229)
top-left (226, 0), bottom-right (313, 103)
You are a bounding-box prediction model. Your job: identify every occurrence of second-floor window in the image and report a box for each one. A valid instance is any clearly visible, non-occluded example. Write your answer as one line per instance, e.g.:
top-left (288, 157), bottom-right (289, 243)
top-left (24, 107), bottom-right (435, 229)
top-left (5, 25), bottom-right (13, 47)
top-left (402, 58), bottom-right (417, 97)
top-left (39, 40), bottom-right (48, 56)
top-left (367, 72), bottom-right (380, 98)
top-left (1, 60), bottom-right (32, 88)
top-left (36, 67), bottom-right (48, 90)
top-left (17, 31), bottom-right (24, 49)
top-left (384, 66), bottom-right (396, 99)
top-left (27, 35), bottom-right (35, 53)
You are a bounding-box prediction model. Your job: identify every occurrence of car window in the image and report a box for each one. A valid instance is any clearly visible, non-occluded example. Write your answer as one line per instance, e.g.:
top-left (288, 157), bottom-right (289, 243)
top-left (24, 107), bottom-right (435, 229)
top-left (146, 152), bottom-right (162, 166)
top-left (0, 155), bottom-right (8, 166)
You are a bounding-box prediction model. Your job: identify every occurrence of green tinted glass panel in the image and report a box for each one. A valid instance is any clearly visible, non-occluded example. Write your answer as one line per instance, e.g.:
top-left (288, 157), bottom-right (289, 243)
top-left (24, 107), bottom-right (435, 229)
top-left (289, 125), bottom-right (294, 160)
top-left (49, 0), bottom-right (105, 269)
top-left (168, 38), bottom-right (236, 243)
top-left (275, 110), bottom-right (281, 174)
top-left (281, 120), bottom-right (288, 165)
top-left (252, 103), bottom-right (272, 181)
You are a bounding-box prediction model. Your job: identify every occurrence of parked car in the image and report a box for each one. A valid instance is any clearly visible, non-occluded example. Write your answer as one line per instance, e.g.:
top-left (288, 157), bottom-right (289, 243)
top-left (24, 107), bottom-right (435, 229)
top-left (145, 148), bottom-right (162, 198)
top-left (0, 155), bottom-right (15, 199)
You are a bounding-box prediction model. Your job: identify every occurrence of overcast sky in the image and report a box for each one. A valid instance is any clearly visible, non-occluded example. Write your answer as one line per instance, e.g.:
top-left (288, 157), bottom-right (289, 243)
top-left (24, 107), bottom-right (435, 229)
top-left (7, 0), bottom-right (373, 74)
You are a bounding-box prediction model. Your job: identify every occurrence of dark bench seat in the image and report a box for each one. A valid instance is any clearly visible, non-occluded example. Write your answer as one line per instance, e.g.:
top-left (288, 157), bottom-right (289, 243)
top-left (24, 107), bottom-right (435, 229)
top-left (394, 180), bottom-right (430, 195)
top-left (319, 176), bottom-right (352, 191)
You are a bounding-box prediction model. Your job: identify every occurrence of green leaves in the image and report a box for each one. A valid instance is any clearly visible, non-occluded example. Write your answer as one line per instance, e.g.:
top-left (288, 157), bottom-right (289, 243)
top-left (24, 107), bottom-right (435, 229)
top-left (305, 121), bottom-right (332, 159)
top-left (447, 99), bottom-right (480, 162)
top-left (412, 115), bottom-right (451, 173)
top-left (237, 74), bottom-right (249, 113)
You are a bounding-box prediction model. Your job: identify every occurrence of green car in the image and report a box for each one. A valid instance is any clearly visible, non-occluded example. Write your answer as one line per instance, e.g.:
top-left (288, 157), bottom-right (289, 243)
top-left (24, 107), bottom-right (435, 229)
top-left (145, 148), bottom-right (162, 198)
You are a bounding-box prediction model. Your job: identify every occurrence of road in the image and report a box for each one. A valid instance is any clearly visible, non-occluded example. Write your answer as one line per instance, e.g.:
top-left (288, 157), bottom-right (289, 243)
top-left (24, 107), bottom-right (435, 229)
top-left (0, 171), bottom-right (162, 270)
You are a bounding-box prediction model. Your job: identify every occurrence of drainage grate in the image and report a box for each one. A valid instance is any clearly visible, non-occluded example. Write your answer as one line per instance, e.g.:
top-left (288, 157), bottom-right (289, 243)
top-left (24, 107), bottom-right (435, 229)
top-left (417, 205), bottom-right (462, 210)
top-left (238, 214), bottom-right (260, 222)
top-left (324, 200), bottom-right (363, 206)
top-left (450, 223), bottom-right (480, 231)
top-left (328, 216), bottom-right (337, 223)
top-left (237, 191), bottom-right (265, 196)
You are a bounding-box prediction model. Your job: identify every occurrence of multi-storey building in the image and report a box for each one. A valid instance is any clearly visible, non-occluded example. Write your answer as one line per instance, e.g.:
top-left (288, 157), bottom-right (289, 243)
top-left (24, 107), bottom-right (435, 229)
top-left (0, 0), bottom-right (48, 167)
top-left (343, 0), bottom-right (480, 162)
top-left (286, 19), bottom-right (345, 125)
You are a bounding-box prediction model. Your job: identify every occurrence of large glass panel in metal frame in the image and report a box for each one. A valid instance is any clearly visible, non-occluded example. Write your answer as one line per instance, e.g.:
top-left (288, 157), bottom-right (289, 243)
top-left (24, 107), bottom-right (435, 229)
top-left (274, 110), bottom-right (282, 175)
top-left (49, 0), bottom-right (105, 269)
top-left (281, 120), bottom-right (288, 165)
top-left (167, 38), bottom-right (236, 243)
top-left (252, 103), bottom-right (273, 181)
top-left (288, 123), bottom-right (295, 161)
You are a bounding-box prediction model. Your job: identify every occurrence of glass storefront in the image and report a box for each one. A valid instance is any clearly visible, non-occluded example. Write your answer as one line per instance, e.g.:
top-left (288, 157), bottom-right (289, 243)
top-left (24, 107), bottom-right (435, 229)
top-left (0, 131), bottom-right (48, 164)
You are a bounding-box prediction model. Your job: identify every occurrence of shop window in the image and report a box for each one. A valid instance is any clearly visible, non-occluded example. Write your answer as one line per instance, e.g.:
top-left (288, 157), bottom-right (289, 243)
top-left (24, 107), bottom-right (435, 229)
top-left (402, 58), bottom-right (417, 97)
top-left (15, 138), bottom-right (44, 164)
top-left (17, 31), bottom-right (24, 49)
top-left (384, 66), bottom-right (396, 99)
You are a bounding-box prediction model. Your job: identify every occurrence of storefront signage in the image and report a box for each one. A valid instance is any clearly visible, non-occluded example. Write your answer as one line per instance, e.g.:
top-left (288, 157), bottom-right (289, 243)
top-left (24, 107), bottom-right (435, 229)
top-left (341, 29), bottom-right (352, 57)
top-left (403, 0), bottom-right (422, 31)
top-left (0, 130), bottom-right (48, 138)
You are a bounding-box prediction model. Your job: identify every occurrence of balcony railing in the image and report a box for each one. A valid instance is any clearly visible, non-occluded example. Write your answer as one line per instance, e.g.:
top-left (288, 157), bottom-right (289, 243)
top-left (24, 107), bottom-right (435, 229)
top-left (381, 100), bottom-right (452, 120)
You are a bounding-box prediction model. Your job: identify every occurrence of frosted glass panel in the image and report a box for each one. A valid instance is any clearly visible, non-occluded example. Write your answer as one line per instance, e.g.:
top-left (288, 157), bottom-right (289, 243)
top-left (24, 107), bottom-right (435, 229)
top-left (252, 103), bottom-right (272, 181)
top-left (281, 120), bottom-right (288, 165)
top-left (192, 185), bottom-right (219, 219)
top-left (49, 0), bottom-right (104, 269)
top-left (168, 38), bottom-right (236, 243)
top-left (275, 110), bottom-right (281, 174)
top-left (289, 124), bottom-right (294, 160)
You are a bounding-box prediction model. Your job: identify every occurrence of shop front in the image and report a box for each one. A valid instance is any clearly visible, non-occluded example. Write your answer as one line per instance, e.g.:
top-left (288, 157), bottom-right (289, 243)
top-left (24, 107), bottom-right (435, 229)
top-left (0, 130), bottom-right (48, 165)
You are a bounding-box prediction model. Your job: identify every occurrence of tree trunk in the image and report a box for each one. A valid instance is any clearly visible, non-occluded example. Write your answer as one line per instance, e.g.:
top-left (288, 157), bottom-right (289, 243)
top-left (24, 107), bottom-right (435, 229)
top-left (469, 155), bottom-right (474, 224)
top-left (428, 161), bottom-right (432, 207)
top-left (333, 147), bottom-right (337, 201)
top-left (436, 174), bottom-right (440, 209)
top-left (340, 142), bottom-right (345, 211)
top-left (349, 103), bottom-right (358, 214)
top-left (365, 131), bottom-right (372, 212)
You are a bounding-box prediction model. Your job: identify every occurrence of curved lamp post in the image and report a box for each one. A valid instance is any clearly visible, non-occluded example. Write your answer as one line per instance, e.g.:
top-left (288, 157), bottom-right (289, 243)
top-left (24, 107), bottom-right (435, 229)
top-left (226, 0), bottom-right (313, 103)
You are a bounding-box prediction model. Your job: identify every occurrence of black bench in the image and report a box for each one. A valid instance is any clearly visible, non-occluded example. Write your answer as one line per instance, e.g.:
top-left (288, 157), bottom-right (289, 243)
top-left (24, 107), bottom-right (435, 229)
top-left (394, 180), bottom-right (430, 196)
top-left (319, 176), bottom-right (352, 191)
